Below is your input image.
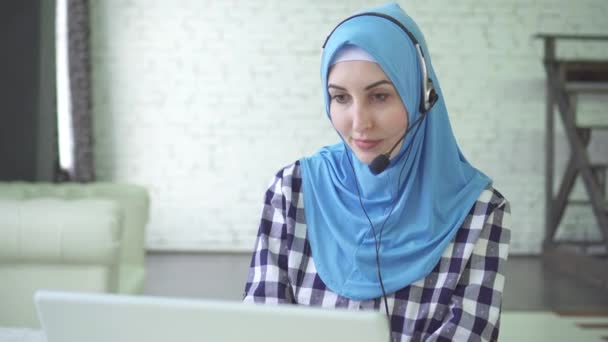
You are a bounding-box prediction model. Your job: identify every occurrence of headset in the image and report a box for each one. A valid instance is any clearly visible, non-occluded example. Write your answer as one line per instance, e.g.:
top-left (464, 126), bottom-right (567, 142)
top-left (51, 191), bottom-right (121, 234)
top-left (323, 12), bottom-right (439, 175)
top-left (322, 12), bottom-right (439, 338)
top-left (322, 12), bottom-right (439, 115)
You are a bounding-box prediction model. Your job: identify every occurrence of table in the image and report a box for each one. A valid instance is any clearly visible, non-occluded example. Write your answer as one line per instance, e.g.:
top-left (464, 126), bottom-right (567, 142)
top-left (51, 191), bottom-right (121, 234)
top-left (0, 328), bottom-right (45, 342)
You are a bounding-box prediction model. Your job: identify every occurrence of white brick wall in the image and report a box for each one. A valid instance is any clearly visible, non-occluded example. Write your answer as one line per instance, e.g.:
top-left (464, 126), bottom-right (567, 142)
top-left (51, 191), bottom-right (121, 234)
top-left (90, 0), bottom-right (608, 253)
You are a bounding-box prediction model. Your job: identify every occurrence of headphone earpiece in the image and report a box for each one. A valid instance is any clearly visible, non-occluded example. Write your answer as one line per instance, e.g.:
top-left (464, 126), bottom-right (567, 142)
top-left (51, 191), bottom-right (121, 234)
top-left (414, 44), bottom-right (437, 114)
top-left (422, 78), bottom-right (438, 113)
top-left (427, 85), bottom-right (438, 109)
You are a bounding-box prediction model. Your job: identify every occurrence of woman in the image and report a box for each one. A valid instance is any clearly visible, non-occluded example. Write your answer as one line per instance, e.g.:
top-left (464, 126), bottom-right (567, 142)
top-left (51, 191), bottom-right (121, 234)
top-left (243, 3), bottom-right (511, 341)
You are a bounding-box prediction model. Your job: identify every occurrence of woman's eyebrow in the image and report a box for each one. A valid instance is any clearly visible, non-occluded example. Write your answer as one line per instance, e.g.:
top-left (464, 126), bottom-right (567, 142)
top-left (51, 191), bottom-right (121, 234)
top-left (365, 80), bottom-right (392, 90)
top-left (327, 84), bottom-right (346, 91)
top-left (328, 80), bottom-right (392, 91)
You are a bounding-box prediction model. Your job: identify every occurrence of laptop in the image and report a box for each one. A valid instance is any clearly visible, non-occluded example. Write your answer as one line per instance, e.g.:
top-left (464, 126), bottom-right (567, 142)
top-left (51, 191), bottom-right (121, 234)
top-left (35, 290), bottom-right (390, 342)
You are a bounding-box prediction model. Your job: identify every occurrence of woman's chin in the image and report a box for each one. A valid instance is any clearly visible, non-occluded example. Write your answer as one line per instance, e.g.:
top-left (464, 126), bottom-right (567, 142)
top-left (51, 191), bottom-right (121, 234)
top-left (352, 151), bottom-right (376, 165)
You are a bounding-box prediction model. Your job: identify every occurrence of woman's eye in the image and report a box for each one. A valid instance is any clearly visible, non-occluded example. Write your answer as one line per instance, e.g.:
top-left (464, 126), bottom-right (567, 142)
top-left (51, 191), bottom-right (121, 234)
top-left (331, 94), bottom-right (349, 104)
top-left (372, 93), bottom-right (389, 102)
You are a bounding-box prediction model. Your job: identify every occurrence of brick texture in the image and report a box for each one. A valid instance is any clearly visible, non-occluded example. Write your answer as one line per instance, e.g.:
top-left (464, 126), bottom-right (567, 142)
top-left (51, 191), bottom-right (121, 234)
top-left (90, 0), bottom-right (608, 253)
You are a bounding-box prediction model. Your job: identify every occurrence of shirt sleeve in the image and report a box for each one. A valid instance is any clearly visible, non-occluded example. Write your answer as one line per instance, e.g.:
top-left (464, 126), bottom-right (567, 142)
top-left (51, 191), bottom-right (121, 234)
top-left (243, 167), bottom-right (295, 304)
top-left (429, 198), bottom-right (511, 342)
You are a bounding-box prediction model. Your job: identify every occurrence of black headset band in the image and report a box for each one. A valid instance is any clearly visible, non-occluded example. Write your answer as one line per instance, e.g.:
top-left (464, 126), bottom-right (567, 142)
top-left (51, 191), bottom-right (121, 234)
top-left (322, 12), bottom-right (420, 49)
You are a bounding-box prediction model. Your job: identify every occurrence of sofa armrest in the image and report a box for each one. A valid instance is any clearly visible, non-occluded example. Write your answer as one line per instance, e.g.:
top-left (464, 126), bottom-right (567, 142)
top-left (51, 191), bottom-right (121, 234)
top-left (0, 182), bottom-right (150, 267)
top-left (0, 198), bottom-right (123, 265)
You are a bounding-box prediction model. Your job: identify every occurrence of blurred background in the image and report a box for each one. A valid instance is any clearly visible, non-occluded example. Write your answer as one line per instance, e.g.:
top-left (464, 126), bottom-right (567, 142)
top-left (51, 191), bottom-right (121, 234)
top-left (1, 0), bottom-right (607, 340)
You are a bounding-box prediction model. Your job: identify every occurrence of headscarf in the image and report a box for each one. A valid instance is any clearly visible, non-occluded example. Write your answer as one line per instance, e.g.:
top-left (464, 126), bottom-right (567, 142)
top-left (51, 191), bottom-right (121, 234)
top-left (299, 2), bottom-right (491, 300)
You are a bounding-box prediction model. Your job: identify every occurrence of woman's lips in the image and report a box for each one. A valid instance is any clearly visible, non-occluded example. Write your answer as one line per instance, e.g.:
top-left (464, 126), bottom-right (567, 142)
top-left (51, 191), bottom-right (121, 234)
top-left (353, 139), bottom-right (382, 150)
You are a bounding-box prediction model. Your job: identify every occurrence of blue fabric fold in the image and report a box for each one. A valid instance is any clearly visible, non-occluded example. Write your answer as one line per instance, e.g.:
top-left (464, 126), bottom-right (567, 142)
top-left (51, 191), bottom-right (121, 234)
top-left (299, 2), bottom-right (491, 300)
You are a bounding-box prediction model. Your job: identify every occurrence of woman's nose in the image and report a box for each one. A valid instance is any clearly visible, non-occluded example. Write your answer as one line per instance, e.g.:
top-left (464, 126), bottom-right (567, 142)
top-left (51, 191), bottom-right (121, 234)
top-left (352, 103), bottom-right (373, 132)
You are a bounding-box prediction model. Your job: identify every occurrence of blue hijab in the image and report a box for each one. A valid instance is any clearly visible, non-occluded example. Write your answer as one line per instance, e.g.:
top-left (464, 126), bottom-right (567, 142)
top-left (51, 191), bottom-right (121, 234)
top-left (299, 2), bottom-right (491, 301)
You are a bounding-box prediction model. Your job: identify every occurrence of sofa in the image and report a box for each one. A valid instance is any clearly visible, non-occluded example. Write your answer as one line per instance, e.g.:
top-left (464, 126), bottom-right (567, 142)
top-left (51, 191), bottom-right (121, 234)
top-left (0, 182), bottom-right (149, 327)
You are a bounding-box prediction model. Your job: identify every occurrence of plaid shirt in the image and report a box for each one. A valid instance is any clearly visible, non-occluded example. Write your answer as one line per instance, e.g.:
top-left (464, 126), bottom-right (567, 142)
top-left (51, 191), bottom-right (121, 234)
top-left (244, 161), bottom-right (511, 342)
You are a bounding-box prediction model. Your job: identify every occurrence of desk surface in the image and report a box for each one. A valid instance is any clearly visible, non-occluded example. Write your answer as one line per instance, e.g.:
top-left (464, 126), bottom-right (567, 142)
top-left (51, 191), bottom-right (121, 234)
top-left (1, 312), bottom-right (606, 342)
top-left (0, 328), bottom-right (45, 342)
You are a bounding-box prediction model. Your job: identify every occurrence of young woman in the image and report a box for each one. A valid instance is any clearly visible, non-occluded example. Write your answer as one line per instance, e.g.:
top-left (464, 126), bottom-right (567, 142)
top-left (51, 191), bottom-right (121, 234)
top-left (244, 3), bottom-right (511, 341)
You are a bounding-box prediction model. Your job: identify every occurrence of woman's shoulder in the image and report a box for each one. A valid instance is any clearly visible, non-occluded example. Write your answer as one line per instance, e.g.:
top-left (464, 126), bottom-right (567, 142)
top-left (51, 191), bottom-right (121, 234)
top-left (443, 184), bottom-right (510, 269)
top-left (451, 184), bottom-right (510, 246)
top-left (474, 184), bottom-right (510, 215)
top-left (273, 160), bottom-right (301, 179)
top-left (263, 161), bottom-right (304, 209)
top-left (267, 160), bottom-right (302, 191)
top-left (463, 184), bottom-right (511, 244)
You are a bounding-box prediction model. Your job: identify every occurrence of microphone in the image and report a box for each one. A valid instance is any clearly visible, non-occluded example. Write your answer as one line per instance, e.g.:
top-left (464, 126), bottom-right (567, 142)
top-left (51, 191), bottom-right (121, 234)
top-left (368, 112), bottom-right (427, 175)
top-left (368, 132), bottom-right (406, 175)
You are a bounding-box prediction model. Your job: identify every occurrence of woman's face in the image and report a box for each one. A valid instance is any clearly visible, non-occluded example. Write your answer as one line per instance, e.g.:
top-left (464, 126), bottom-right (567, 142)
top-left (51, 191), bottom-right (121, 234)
top-left (327, 60), bottom-right (409, 165)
